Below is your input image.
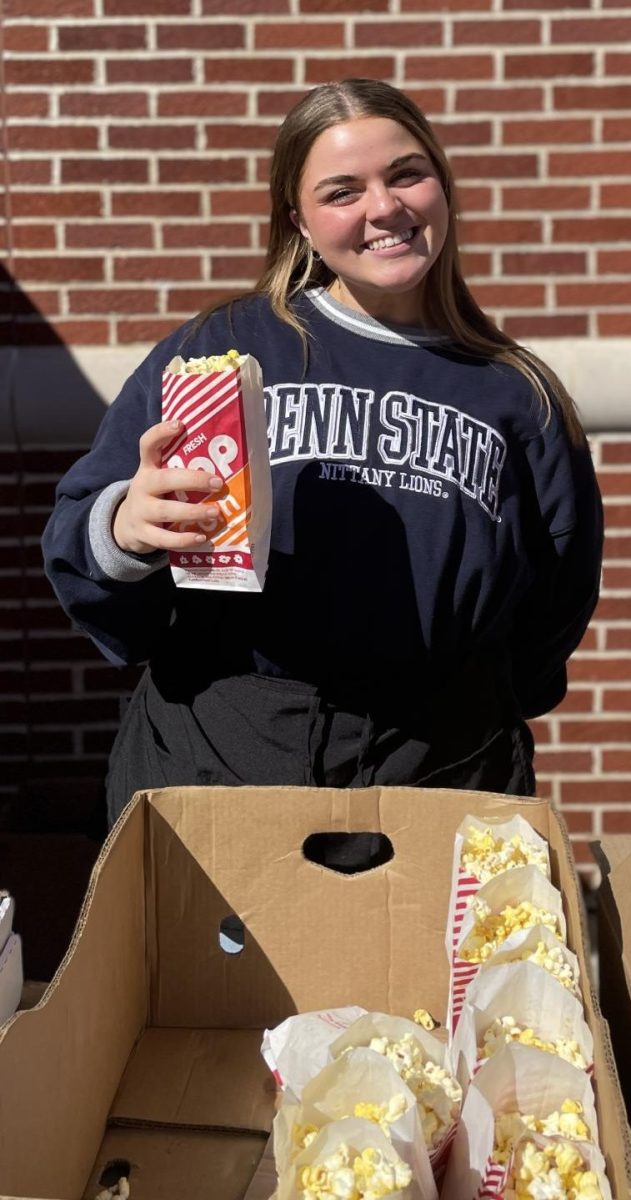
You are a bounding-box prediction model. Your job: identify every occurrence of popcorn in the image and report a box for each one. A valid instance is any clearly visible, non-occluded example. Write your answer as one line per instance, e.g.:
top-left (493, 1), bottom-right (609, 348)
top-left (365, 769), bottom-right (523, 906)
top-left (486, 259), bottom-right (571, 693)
top-left (367, 1034), bottom-right (462, 1148)
top-left (459, 899), bottom-right (562, 964)
top-left (353, 1095), bottom-right (408, 1136)
top-left (171, 348), bottom-right (241, 374)
top-left (522, 941), bottom-right (580, 998)
top-left (298, 1143), bottom-right (412, 1199)
top-left (412, 1009), bottom-right (437, 1031)
top-left (481, 1017), bottom-right (588, 1070)
top-left (493, 1100), bottom-right (591, 1165)
top-left (505, 1139), bottom-right (603, 1200)
top-left (461, 826), bottom-right (549, 884)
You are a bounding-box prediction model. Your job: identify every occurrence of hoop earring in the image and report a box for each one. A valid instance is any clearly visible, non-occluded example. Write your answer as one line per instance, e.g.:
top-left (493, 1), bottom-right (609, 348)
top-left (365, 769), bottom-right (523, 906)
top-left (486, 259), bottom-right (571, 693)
top-left (312, 248), bottom-right (321, 261)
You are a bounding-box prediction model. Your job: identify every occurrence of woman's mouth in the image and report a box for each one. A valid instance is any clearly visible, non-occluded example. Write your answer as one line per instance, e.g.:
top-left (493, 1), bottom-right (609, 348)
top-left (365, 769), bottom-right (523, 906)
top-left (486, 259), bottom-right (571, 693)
top-left (363, 227), bottom-right (418, 252)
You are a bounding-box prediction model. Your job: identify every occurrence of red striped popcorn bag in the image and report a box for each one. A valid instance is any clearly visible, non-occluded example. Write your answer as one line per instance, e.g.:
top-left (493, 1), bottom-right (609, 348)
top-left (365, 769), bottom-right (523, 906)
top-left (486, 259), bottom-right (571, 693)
top-left (449, 861), bottom-right (562, 1037)
top-left (272, 1047), bottom-right (437, 1200)
top-left (450, 961), bottom-right (594, 1091)
top-left (261, 1008), bottom-right (367, 1096)
top-left (441, 1043), bottom-right (607, 1200)
top-left (161, 350), bottom-right (272, 591)
top-left (276, 1116), bottom-right (432, 1200)
top-left (328, 1013), bottom-right (460, 1186)
top-left (446, 817), bottom-right (551, 1036)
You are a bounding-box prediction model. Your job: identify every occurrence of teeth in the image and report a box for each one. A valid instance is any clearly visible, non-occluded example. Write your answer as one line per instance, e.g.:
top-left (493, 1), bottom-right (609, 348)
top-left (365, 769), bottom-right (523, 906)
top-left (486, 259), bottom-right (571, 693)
top-left (365, 228), bottom-right (415, 251)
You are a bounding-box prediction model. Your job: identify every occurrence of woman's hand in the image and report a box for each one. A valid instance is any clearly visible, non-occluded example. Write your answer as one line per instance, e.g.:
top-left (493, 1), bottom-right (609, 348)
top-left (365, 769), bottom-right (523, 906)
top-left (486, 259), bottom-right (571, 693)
top-left (113, 420), bottom-right (224, 554)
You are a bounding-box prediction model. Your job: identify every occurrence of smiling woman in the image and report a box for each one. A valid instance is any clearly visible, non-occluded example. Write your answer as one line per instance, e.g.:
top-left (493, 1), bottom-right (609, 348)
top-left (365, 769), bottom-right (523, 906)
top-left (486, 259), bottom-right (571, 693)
top-left (42, 79), bottom-right (604, 840)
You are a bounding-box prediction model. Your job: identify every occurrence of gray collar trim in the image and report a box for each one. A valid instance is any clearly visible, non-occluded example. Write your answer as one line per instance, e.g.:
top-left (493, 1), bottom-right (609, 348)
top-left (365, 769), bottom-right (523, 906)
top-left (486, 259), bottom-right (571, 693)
top-left (305, 286), bottom-right (452, 347)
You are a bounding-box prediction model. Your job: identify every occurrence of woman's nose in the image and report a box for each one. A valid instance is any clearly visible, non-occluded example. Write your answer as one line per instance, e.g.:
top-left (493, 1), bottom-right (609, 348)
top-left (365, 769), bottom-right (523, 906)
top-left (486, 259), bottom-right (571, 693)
top-left (366, 185), bottom-right (402, 222)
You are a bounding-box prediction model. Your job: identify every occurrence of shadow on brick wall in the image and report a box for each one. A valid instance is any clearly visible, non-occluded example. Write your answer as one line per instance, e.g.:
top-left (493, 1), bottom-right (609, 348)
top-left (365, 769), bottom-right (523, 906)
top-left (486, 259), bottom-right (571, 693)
top-left (1, 269), bottom-right (138, 980)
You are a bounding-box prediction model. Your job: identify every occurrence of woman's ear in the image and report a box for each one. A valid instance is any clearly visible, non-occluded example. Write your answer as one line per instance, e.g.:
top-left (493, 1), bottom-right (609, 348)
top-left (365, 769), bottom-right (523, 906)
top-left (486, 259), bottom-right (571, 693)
top-left (290, 208), bottom-right (310, 242)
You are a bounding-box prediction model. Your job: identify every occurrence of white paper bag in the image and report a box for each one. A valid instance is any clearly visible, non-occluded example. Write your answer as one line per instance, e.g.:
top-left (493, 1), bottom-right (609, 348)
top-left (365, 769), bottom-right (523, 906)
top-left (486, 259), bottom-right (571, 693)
top-left (261, 1007), bottom-right (367, 1095)
top-left (475, 923), bottom-right (581, 1000)
top-left (276, 1116), bottom-right (429, 1200)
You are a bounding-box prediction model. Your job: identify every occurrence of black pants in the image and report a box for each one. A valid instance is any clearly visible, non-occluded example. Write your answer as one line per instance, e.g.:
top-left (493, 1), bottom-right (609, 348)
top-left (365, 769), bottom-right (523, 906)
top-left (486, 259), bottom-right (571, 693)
top-left (106, 670), bottom-right (536, 837)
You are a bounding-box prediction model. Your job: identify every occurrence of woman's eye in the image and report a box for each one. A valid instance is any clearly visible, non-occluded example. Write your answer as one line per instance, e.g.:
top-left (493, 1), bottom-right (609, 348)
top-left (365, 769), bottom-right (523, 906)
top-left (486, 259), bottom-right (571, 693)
top-left (391, 170), bottom-right (423, 185)
top-left (327, 188), bottom-right (356, 204)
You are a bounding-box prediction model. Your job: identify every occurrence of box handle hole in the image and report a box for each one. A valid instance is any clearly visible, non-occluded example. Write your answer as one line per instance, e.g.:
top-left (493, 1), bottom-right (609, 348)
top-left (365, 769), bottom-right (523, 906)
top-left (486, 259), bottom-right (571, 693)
top-left (303, 832), bottom-right (393, 874)
top-left (98, 1160), bottom-right (131, 1188)
top-left (219, 914), bottom-right (245, 954)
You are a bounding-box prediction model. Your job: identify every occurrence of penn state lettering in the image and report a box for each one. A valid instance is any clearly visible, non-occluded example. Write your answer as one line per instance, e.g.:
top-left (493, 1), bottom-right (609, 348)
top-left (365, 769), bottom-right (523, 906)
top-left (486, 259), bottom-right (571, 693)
top-left (265, 382), bottom-right (507, 521)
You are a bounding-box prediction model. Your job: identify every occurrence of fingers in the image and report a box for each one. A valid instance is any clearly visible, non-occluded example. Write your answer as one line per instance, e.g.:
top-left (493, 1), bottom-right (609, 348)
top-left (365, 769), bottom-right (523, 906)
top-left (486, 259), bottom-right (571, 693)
top-left (145, 466), bottom-right (225, 496)
top-left (138, 420), bottom-right (185, 470)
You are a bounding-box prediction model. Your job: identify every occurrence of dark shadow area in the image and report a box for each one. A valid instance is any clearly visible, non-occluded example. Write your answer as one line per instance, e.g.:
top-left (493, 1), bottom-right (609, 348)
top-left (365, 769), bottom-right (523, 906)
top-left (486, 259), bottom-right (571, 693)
top-left (591, 840), bottom-right (631, 1121)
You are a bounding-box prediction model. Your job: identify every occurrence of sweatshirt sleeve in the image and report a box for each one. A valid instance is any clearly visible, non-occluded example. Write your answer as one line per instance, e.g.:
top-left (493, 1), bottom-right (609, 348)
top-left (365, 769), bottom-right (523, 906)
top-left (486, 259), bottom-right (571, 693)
top-left (509, 408), bottom-right (603, 719)
top-left (42, 345), bottom-right (175, 666)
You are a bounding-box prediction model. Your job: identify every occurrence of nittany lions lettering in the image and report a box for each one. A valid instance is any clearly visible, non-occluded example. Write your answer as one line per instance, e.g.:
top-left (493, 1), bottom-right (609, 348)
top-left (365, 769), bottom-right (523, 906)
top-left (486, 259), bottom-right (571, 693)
top-left (265, 382), bottom-right (507, 521)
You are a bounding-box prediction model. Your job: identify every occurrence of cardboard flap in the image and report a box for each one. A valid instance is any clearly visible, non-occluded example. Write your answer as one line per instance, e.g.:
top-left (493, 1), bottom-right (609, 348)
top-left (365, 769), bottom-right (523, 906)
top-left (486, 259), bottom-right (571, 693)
top-left (144, 787), bottom-right (553, 1029)
top-left (110, 1028), bottom-right (276, 1133)
top-left (594, 835), bottom-right (631, 981)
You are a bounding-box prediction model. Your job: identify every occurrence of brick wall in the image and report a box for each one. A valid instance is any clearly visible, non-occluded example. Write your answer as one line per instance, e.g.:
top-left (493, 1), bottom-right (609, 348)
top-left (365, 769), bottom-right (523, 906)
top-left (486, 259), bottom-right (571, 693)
top-left (1, 0), bottom-right (631, 340)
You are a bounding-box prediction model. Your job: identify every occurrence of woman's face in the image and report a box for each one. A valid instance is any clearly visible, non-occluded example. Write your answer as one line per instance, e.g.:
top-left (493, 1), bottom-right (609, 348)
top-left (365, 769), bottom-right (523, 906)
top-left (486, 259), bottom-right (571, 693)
top-left (293, 116), bottom-right (450, 325)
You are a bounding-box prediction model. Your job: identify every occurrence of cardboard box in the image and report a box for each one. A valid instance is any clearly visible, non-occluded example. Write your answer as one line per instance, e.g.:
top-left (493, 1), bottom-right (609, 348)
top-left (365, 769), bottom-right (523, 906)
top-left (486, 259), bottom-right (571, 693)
top-left (0, 787), bottom-right (629, 1200)
top-left (594, 834), bottom-right (631, 1121)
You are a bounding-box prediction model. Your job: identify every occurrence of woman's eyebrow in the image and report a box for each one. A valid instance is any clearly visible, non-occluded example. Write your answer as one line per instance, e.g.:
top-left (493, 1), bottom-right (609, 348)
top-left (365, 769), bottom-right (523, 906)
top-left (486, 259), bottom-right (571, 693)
top-left (313, 152), bottom-right (429, 193)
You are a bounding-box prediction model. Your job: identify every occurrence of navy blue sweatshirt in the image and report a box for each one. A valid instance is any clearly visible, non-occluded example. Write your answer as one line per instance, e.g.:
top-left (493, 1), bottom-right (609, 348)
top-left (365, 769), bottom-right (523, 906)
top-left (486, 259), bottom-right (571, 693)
top-left (42, 288), bottom-right (603, 721)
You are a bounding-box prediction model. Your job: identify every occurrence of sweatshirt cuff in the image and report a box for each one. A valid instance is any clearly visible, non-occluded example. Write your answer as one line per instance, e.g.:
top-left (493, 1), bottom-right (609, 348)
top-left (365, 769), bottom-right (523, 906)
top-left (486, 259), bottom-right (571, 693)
top-left (88, 480), bottom-right (169, 582)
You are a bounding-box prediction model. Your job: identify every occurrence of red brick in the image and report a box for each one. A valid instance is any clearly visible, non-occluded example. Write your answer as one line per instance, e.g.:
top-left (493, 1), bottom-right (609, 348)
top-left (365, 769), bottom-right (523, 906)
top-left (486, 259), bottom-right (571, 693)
top-left (553, 217), bottom-right (631, 243)
top-left (604, 57), bottom-right (631, 79)
top-left (403, 0), bottom-right (490, 7)
top-left (559, 810), bottom-right (595, 834)
top-left (356, 21), bottom-right (443, 47)
top-left (502, 118), bottom-right (592, 145)
top-left (471, 282), bottom-right (546, 307)
top-left (601, 503), bottom-right (631, 528)
top-left (4, 93), bottom-right (50, 118)
top-left (599, 314), bottom-right (631, 336)
top-left (113, 255), bottom-right (203, 282)
top-left (61, 159), bottom-right (149, 185)
top-left (502, 186), bottom-right (590, 212)
top-left (602, 749), bottom-right (631, 770)
top-left (68, 288), bottom-right (159, 314)
top-left (560, 719), bottom-right (631, 744)
top-left (600, 182), bottom-right (631, 212)
top-left (211, 189), bottom-right (270, 217)
top-left (5, 59), bottom-right (94, 85)
top-left (112, 190), bottom-right (201, 216)
top-left (107, 58), bottom-right (193, 84)
top-left (551, 17), bottom-right (631, 41)
top-left (204, 124), bottom-right (277, 151)
top-left (594, 601), bottom-right (631, 623)
top-left (44, 318), bottom-right (112, 343)
top-left (405, 55), bottom-right (493, 81)
top-left (158, 91), bottom-right (248, 118)
top-left (603, 689), bottom-right (631, 711)
top-left (453, 153), bottom-right (539, 179)
top-left (203, 0), bottom-right (288, 9)
top-left (4, 161), bottom-right (51, 185)
top-left (505, 52), bottom-right (593, 79)
top-left (455, 87), bottom-right (543, 112)
top-left (4, 225), bottom-right (57, 251)
top-left (65, 223), bottom-right (155, 249)
top-left (301, 0), bottom-right (386, 9)
top-left (601, 443), bottom-right (631, 465)
top-left (205, 57), bottom-right (294, 83)
top-left (555, 688), bottom-right (595, 714)
top-left (116, 318), bottom-right (182, 342)
top-left (602, 811), bottom-right (631, 833)
top-left (12, 192), bottom-right (103, 218)
top-left (162, 223), bottom-right (252, 249)
top-left (529, 718), bottom-right (551, 745)
top-left (503, 314), bottom-right (588, 336)
top-left (604, 533), bottom-right (631, 556)
top-left (3, 0), bottom-right (93, 12)
top-left (563, 779), bottom-right (631, 803)
top-left (534, 750), bottom-right (593, 772)
top-left (455, 186), bottom-right (493, 212)
top-left (8, 125), bottom-right (98, 151)
top-left (557, 283), bottom-right (631, 307)
top-left (0, 288), bottom-right (59, 316)
top-left (2, 26), bottom-right (49, 51)
top-left (459, 217), bottom-right (542, 244)
top-left (555, 85), bottom-right (631, 111)
top-left (567, 841), bottom-right (596, 868)
top-left (104, 0), bottom-right (189, 11)
top-left (305, 57), bottom-right (395, 84)
top-left (577, 628), bottom-right (598, 651)
top-left (60, 92), bottom-right (150, 117)
top-left (166, 287), bottom-right (241, 312)
top-left (108, 124), bottom-right (197, 150)
top-left (158, 158), bottom-right (247, 185)
top-left (58, 24), bottom-right (147, 50)
top-left (599, 472), bottom-right (631, 498)
top-left (433, 121), bottom-right (492, 147)
top-left (0, 667), bottom-right (71, 693)
top-left (550, 151), bottom-right (631, 177)
top-left (156, 22), bottom-right (245, 49)
top-left (602, 250), bottom-right (631, 274)
top-left (257, 89), bottom-right (310, 117)
top-left (256, 20), bottom-right (344, 48)
top-left (13, 256), bottom-right (104, 283)
top-left (211, 254), bottom-right (265, 280)
top-left (460, 250), bottom-right (492, 275)
top-left (400, 88), bottom-right (446, 115)
top-left (454, 18), bottom-right (541, 43)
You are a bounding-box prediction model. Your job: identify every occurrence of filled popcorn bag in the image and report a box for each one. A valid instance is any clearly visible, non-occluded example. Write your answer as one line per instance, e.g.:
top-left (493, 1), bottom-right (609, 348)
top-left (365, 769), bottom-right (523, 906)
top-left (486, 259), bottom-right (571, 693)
top-left (261, 1007), bottom-right (367, 1096)
top-left (451, 961), bottom-right (593, 1088)
top-left (441, 1042), bottom-right (607, 1200)
top-left (449, 863), bottom-right (566, 1034)
top-left (474, 925), bottom-right (582, 1000)
top-left (329, 1012), bottom-right (461, 1181)
top-left (276, 1116), bottom-right (430, 1200)
top-left (161, 349), bottom-right (272, 591)
top-left (272, 1047), bottom-right (437, 1200)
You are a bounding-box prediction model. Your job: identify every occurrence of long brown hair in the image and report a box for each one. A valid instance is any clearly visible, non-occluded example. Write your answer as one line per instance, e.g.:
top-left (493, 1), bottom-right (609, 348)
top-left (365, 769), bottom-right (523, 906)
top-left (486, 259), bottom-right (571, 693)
top-left (205, 79), bottom-right (583, 441)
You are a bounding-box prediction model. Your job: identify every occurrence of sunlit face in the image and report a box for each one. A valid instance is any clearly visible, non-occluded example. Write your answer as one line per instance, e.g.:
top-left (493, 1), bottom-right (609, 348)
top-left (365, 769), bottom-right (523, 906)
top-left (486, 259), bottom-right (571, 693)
top-left (292, 116), bottom-right (450, 325)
